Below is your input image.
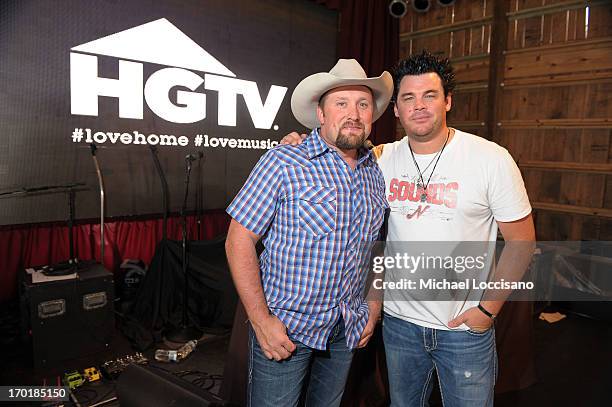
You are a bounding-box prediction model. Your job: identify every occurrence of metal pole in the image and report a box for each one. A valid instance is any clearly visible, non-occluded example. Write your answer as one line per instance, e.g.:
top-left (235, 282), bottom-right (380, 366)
top-left (90, 144), bottom-right (105, 264)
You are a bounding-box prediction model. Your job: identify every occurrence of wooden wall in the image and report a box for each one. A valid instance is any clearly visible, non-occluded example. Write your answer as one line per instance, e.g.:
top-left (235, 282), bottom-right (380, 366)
top-left (398, 0), bottom-right (612, 241)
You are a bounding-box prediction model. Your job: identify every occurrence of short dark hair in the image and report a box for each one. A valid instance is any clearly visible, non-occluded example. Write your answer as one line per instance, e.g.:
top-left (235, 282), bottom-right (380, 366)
top-left (391, 50), bottom-right (456, 101)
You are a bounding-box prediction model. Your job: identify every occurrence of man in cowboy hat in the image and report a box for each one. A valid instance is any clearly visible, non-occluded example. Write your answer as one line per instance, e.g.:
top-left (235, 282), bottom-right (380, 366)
top-left (225, 59), bottom-right (393, 407)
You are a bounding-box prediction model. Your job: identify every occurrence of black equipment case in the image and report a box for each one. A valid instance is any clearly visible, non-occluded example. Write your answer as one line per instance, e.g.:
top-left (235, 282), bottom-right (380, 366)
top-left (19, 262), bottom-right (115, 368)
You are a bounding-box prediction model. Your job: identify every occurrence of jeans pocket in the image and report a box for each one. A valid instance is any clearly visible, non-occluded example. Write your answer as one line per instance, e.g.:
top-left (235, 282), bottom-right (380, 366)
top-left (466, 327), bottom-right (493, 336)
top-left (298, 185), bottom-right (337, 238)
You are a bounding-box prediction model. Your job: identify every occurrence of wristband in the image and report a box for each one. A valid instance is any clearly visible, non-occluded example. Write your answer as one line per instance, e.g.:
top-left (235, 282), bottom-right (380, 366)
top-left (477, 304), bottom-right (496, 320)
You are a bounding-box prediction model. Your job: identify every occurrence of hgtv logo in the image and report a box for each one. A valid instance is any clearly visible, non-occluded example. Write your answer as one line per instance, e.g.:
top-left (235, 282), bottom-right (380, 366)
top-left (70, 18), bottom-right (288, 129)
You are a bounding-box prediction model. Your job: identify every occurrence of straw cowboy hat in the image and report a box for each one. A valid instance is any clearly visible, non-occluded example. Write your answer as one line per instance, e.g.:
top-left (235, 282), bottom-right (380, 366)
top-left (290, 59), bottom-right (393, 129)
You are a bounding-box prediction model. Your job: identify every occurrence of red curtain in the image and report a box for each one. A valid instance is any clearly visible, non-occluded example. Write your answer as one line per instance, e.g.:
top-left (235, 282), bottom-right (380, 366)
top-left (317, 0), bottom-right (400, 145)
top-left (0, 210), bottom-right (230, 302)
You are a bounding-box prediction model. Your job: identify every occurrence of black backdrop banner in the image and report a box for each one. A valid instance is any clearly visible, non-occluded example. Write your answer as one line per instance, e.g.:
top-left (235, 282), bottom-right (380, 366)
top-left (0, 0), bottom-right (337, 225)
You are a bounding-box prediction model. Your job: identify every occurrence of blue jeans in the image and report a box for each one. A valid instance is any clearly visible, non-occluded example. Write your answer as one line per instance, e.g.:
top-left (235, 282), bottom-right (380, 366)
top-left (247, 319), bottom-right (353, 407)
top-left (383, 313), bottom-right (497, 407)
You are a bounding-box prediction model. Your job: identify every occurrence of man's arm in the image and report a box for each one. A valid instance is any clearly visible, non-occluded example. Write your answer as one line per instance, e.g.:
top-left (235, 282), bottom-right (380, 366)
top-left (479, 213), bottom-right (536, 315)
top-left (448, 213), bottom-right (536, 331)
top-left (226, 219), bottom-right (296, 361)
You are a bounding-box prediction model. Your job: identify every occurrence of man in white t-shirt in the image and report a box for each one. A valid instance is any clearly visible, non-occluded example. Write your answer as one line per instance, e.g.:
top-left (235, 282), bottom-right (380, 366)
top-left (373, 51), bottom-right (535, 407)
top-left (282, 51), bottom-right (535, 406)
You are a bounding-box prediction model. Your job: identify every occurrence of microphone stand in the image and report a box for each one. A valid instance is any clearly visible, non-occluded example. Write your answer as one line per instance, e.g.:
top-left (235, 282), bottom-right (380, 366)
top-left (165, 155), bottom-right (202, 343)
top-left (90, 144), bottom-right (106, 265)
top-left (195, 155), bottom-right (203, 241)
top-left (149, 146), bottom-right (169, 240)
top-left (0, 183), bottom-right (88, 275)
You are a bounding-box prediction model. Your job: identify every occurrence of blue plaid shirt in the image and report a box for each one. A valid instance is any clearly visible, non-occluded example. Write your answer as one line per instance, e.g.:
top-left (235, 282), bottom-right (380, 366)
top-left (227, 129), bottom-right (388, 350)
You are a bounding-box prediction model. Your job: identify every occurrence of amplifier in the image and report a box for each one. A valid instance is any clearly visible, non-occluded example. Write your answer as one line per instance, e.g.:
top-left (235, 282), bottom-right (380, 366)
top-left (19, 262), bottom-right (115, 368)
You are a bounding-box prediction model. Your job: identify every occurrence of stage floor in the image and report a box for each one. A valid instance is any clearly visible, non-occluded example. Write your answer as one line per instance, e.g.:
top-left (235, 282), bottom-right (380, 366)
top-left (0, 302), bottom-right (610, 407)
top-left (0, 300), bottom-right (229, 406)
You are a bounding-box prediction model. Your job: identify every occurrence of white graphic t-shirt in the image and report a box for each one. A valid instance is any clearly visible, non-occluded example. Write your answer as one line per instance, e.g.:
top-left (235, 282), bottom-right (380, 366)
top-left (376, 129), bottom-right (532, 330)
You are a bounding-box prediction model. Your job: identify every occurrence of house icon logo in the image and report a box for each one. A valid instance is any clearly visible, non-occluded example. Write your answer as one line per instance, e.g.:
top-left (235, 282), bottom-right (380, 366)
top-left (70, 18), bottom-right (287, 128)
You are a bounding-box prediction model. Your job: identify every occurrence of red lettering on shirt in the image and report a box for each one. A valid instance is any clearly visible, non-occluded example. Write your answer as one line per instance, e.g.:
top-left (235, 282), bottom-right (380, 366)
top-left (389, 178), bottom-right (459, 209)
top-left (388, 178), bottom-right (399, 202)
top-left (444, 182), bottom-right (458, 208)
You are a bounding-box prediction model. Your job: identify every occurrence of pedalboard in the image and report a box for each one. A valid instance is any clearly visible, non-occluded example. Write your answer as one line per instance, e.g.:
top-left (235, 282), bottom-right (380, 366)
top-left (100, 352), bottom-right (148, 379)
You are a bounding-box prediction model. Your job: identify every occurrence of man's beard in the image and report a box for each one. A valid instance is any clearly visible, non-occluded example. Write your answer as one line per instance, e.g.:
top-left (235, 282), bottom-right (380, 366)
top-left (335, 122), bottom-right (367, 150)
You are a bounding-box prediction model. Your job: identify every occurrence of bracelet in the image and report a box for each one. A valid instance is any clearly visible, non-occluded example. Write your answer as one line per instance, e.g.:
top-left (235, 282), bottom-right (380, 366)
top-left (477, 304), bottom-right (496, 320)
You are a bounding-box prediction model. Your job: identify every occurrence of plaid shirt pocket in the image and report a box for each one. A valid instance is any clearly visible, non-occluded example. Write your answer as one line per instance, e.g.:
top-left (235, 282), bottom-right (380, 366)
top-left (298, 185), bottom-right (337, 238)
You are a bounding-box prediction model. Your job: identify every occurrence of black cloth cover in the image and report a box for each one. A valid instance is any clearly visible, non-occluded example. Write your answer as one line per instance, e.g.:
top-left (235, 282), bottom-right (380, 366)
top-left (121, 236), bottom-right (237, 350)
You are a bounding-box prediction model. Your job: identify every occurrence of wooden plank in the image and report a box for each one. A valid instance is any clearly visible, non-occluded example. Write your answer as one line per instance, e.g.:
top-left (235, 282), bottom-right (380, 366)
top-left (602, 219), bottom-right (612, 240)
top-left (533, 210), bottom-right (573, 240)
top-left (548, 129), bottom-right (582, 162)
top-left (466, 3), bottom-right (485, 55)
top-left (447, 120), bottom-right (486, 128)
top-left (604, 176), bottom-right (612, 212)
top-left (500, 129), bottom-right (611, 162)
top-left (507, 18), bottom-right (518, 50)
top-left (542, 12), bottom-right (552, 45)
top-left (517, 0), bottom-right (546, 12)
top-left (449, 91), bottom-right (488, 122)
top-left (519, 161), bottom-right (612, 174)
top-left (560, 173), bottom-right (606, 208)
top-left (470, 0), bottom-right (485, 19)
top-left (587, 3), bottom-right (612, 39)
top-left (488, 0), bottom-right (510, 142)
top-left (580, 216), bottom-right (603, 240)
top-left (433, 33), bottom-right (452, 55)
top-left (524, 168), bottom-right (543, 201)
top-left (400, 16), bottom-right (493, 41)
top-left (399, 42), bottom-right (412, 60)
top-left (574, 7), bottom-right (586, 41)
top-left (452, 0), bottom-right (471, 23)
top-left (516, 17), bottom-right (526, 49)
top-left (584, 83), bottom-right (612, 119)
top-left (523, 15), bottom-right (543, 47)
top-left (507, 0), bottom-right (608, 20)
top-left (504, 39), bottom-right (612, 79)
top-left (500, 82), bottom-right (612, 121)
top-left (451, 28), bottom-right (467, 58)
top-left (550, 10), bottom-right (569, 44)
top-left (531, 202), bottom-right (612, 217)
top-left (502, 71), bottom-right (612, 88)
top-left (499, 119), bottom-right (612, 128)
top-left (504, 36), bottom-right (611, 54)
top-left (580, 130), bottom-right (611, 163)
top-left (485, 0), bottom-right (494, 17)
top-left (399, 12), bottom-right (414, 33)
top-left (453, 60), bottom-right (490, 83)
top-left (455, 82), bottom-right (488, 91)
top-left (536, 171), bottom-right (563, 204)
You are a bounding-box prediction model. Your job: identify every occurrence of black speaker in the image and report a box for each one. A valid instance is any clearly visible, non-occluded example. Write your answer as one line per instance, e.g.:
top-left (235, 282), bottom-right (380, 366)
top-left (413, 0), bottom-right (431, 12)
top-left (117, 364), bottom-right (233, 406)
top-left (19, 262), bottom-right (115, 368)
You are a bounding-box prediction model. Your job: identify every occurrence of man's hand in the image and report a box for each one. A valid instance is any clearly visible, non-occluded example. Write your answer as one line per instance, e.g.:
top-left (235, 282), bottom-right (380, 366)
top-left (251, 313), bottom-right (297, 361)
top-left (448, 306), bottom-right (494, 333)
top-left (280, 132), bottom-right (307, 145)
top-left (357, 300), bottom-right (382, 348)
